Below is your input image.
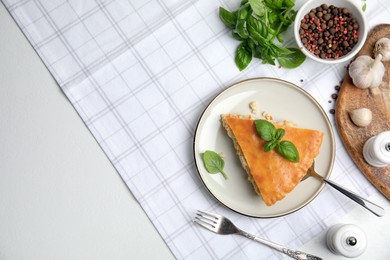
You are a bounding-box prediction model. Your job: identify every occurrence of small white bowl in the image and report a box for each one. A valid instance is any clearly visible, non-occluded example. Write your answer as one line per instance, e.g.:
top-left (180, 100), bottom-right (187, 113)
top-left (294, 0), bottom-right (367, 64)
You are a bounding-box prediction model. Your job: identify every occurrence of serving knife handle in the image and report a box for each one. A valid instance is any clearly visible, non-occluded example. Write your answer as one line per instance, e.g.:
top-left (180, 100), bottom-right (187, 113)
top-left (324, 179), bottom-right (385, 217)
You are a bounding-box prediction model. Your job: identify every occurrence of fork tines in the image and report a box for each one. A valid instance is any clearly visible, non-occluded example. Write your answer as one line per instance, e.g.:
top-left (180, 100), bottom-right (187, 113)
top-left (194, 210), bottom-right (218, 230)
top-left (197, 210), bottom-right (219, 219)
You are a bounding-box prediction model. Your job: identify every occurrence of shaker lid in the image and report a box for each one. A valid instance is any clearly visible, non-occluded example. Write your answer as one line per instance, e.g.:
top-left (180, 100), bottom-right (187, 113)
top-left (333, 224), bottom-right (367, 258)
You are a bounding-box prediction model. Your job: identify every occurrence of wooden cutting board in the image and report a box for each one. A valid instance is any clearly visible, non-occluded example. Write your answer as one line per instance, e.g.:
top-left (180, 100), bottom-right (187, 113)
top-left (335, 24), bottom-right (390, 200)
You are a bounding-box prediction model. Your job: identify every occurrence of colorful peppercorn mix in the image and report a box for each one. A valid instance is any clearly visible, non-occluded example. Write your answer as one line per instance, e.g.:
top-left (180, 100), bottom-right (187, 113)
top-left (299, 4), bottom-right (359, 59)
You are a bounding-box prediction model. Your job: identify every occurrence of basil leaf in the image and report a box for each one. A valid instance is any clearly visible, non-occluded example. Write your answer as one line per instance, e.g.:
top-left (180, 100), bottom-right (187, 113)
top-left (264, 140), bottom-right (278, 152)
top-left (283, 9), bottom-right (297, 25)
top-left (254, 119), bottom-right (276, 141)
top-left (267, 0), bottom-right (283, 9)
top-left (261, 46), bottom-right (276, 65)
top-left (275, 9), bottom-right (296, 34)
top-left (268, 44), bottom-right (280, 57)
top-left (232, 31), bottom-right (244, 41)
top-left (202, 150), bottom-right (228, 179)
top-left (235, 3), bottom-right (251, 39)
top-left (279, 12), bottom-right (290, 25)
top-left (267, 12), bottom-right (279, 28)
top-left (219, 7), bottom-right (237, 29)
top-left (235, 19), bottom-right (249, 39)
top-left (265, 0), bottom-right (294, 10)
top-left (235, 42), bottom-right (252, 71)
top-left (246, 15), bottom-right (269, 43)
top-left (276, 34), bottom-right (284, 43)
top-left (246, 38), bottom-right (256, 53)
top-left (277, 48), bottom-right (306, 69)
top-left (284, 0), bottom-right (296, 8)
top-left (253, 46), bottom-right (263, 59)
top-left (277, 141), bottom-right (300, 162)
top-left (238, 3), bottom-right (250, 20)
top-left (274, 128), bottom-right (285, 141)
top-left (240, 0), bottom-right (249, 6)
top-left (273, 45), bottom-right (293, 55)
top-left (249, 0), bottom-right (266, 17)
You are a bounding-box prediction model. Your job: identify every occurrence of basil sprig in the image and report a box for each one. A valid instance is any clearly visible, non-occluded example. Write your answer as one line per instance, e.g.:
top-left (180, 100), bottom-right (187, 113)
top-left (254, 119), bottom-right (299, 162)
top-left (202, 150), bottom-right (228, 179)
top-left (219, 0), bottom-right (306, 71)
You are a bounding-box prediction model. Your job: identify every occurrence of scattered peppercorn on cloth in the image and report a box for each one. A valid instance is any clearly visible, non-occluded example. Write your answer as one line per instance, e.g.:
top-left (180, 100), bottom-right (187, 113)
top-left (3, 0), bottom-right (387, 259)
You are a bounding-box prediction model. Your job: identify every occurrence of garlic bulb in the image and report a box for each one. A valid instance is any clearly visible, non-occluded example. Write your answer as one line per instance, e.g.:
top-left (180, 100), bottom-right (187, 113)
top-left (348, 55), bottom-right (385, 88)
top-left (374, 38), bottom-right (390, 61)
top-left (349, 108), bottom-right (372, 127)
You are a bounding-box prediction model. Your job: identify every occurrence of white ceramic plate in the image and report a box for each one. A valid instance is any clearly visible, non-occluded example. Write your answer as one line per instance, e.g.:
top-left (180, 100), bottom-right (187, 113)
top-left (193, 78), bottom-right (335, 218)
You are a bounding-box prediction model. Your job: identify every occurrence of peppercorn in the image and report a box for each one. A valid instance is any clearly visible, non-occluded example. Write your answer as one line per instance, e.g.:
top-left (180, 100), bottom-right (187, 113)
top-left (324, 14), bottom-right (331, 21)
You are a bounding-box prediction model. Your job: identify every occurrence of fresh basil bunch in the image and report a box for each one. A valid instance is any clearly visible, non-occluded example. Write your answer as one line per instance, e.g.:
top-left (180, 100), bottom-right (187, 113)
top-left (219, 0), bottom-right (305, 71)
top-left (254, 119), bottom-right (300, 162)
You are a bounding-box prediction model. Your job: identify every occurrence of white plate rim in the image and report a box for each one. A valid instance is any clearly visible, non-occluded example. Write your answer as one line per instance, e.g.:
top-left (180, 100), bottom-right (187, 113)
top-left (193, 77), bottom-right (336, 218)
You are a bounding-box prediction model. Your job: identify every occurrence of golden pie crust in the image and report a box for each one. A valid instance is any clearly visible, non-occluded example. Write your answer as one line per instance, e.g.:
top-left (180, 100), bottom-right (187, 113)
top-left (221, 114), bottom-right (324, 206)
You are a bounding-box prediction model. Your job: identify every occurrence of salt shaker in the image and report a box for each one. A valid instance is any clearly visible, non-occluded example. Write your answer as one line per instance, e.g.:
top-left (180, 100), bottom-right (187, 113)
top-left (326, 224), bottom-right (367, 258)
top-left (363, 131), bottom-right (390, 167)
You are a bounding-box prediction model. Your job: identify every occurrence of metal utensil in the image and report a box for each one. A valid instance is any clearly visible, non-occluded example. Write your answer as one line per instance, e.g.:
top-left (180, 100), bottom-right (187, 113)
top-left (194, 210), bottom-right (322, 260)
top-left (305, 164), bottom-right (385, 217)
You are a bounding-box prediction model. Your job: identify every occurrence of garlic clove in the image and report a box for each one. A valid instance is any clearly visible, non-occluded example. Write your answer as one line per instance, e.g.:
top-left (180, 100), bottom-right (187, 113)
top-left (374, 38), bottom-right (390, 61)
top-left (349, 108), bottom-right (372, 127)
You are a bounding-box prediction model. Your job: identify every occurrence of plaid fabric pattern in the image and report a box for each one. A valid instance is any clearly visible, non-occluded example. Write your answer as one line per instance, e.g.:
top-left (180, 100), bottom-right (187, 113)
top-left (3, 0), bottom-right (387, 258)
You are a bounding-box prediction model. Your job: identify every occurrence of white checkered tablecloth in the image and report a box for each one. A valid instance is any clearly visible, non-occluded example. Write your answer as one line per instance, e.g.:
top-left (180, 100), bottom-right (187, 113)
top-left (3, 0), bottom-right (388, 259)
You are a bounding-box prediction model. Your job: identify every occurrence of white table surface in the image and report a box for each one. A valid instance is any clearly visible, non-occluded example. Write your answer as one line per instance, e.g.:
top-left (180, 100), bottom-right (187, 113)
top-left (1, 2), bottom-right (390, 259)
top-left (0, 3), bottom-right (174, 259)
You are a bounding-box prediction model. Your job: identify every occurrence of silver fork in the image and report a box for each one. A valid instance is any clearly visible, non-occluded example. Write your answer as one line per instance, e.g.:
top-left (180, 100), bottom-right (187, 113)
top-left (195, 210), bottom-right (322, 260)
